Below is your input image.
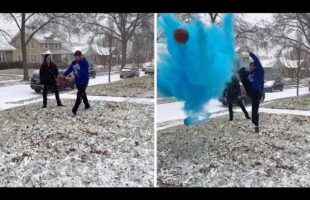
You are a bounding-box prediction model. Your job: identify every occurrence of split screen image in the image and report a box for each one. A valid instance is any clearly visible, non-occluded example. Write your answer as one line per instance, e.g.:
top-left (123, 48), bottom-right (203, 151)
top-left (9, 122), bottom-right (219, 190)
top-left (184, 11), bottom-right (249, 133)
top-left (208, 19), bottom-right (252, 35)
top-left (0, 13), bottom-right (309, 187)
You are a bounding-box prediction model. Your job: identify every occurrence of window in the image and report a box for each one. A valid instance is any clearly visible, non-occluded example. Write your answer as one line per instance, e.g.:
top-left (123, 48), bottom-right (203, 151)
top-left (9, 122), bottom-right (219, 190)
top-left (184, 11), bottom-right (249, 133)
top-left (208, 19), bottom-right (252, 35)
top-left (44, 43), bottom-right (48, 49)
top-left (0, 52), bottom-right (6, 62)
top-left (30, 54), bottom-right (37, 63)
top-left (93, 56), bottom-right (97, 62)
top-left (16, 42), bottom-right (20, 48)
top-left (54, 44), bottom-right (58, 49)
top-left (30, 42), bottom-right (35, 49)
top-left (17, 54), bottom-right (21, 61)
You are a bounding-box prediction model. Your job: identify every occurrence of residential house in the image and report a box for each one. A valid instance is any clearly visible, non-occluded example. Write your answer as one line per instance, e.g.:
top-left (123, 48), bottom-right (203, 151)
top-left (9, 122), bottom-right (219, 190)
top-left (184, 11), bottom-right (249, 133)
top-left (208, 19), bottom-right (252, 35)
top-left (72, 44), bottom-right (119, 66)
top-left (10, 31), bottom-right (72, 66)
top-left (0, 39), bottom-right (16, 62)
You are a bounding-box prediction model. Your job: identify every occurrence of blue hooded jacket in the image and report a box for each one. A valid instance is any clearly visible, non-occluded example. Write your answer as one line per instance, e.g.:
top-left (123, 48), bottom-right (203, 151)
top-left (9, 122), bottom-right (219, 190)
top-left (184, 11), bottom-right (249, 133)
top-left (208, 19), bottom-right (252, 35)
top-left (63, 57), bottom-right (89, 87)
top-left (248, 52), bottom-right (264, 94)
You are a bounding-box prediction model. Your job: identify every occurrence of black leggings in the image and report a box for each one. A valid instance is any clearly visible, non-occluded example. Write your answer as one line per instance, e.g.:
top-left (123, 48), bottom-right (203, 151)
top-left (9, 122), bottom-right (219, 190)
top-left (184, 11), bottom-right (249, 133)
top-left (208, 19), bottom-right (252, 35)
top-left (72, 86), bottom-right (90, 113)
top-left (251, 91), bottom-right (262, 126)
top-left (43, 82), bottom-right (61, 106)
top-left (228, 99), bottom-right (249, 119)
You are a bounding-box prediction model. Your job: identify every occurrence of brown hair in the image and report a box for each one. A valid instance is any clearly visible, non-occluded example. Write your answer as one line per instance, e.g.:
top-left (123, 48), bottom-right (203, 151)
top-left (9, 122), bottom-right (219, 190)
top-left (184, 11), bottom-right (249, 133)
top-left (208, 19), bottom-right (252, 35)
top-left (74, 50), bottom-right (82, 57)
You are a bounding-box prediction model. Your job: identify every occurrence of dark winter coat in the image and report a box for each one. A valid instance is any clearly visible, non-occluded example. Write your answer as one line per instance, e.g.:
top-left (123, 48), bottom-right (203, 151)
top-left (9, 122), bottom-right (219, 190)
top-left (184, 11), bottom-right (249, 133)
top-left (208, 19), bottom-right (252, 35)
top-left (238, 67), bottom-right (251, 97)
top-left (224, 76), bottom-right (241, 103)
top-left (248, 52), bottom-right (264, 94)
top-left (63, 57), bottom-right (89, 87)
top-left (39, 62), bottom-right (59, 85)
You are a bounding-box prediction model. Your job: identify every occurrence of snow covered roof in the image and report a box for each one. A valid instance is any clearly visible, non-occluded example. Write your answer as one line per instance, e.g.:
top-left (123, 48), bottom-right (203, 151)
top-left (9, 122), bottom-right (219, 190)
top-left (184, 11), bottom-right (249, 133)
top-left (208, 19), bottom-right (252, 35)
top-left (41, 49), bottom-right (73, 55)
top-left (260, 58), bottom-right (278, 68)
top-left (71, 44), bottom-right (116, 56)
top-left (91, 44), bottom-right (116, 56)
top-left (10, 30), bottom-right (63, 44)
top-left (0, 39), bottom-right (16, 51)
top-left (279, 57), bottom-right (305, 68)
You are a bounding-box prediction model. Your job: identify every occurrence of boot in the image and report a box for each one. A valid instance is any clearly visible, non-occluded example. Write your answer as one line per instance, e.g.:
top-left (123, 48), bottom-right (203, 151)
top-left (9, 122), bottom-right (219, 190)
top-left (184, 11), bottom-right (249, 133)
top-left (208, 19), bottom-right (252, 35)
top-left (255, 126), bottom-right (260, 133)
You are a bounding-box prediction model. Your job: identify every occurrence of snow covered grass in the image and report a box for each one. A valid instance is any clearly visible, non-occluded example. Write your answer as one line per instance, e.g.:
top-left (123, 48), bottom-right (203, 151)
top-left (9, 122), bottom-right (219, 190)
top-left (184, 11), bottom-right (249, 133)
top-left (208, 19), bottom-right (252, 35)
top-left (157, 113), bottom-right (310, 187)
top-left (87, 76), bottom-right (154, 98)
top-left (0, 99), bottom-right (154, 187)
top-left (263, 94), bottom-right (310, 111)
top-left (157, 97), bottom-right (177, 105)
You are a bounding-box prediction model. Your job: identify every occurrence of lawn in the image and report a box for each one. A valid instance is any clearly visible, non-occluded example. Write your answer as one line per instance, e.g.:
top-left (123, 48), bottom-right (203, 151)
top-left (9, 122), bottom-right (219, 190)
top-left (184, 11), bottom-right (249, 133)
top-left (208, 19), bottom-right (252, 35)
top-left (87, 76), bottom-right (154, 98)
top-left (0, 99), bottom-right (154, 187)
top-left (157, 112), bottom-right (310, 187)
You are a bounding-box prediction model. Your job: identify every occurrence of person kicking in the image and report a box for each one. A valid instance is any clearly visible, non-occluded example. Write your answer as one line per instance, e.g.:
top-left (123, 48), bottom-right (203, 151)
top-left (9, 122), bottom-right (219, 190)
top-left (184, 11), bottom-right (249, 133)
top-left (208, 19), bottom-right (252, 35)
top-left (238, 50), bottom-right (264, 133)
top-left (61, 50), bottom-right (90, 116)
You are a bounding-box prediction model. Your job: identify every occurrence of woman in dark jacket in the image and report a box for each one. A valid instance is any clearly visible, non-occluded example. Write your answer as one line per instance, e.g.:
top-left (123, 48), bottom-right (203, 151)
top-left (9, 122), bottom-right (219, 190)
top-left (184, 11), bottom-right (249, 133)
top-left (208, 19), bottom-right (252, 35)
top-left (224, 75), bottom-right (250, 121)
top-left (39, 54), bottom-right (63, 108)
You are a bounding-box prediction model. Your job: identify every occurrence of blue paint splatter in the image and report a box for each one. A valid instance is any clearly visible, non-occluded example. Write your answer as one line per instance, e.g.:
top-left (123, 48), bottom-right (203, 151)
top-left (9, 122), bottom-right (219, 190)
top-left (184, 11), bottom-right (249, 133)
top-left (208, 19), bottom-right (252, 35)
top-left (158, 13), bottom-right (236, 126)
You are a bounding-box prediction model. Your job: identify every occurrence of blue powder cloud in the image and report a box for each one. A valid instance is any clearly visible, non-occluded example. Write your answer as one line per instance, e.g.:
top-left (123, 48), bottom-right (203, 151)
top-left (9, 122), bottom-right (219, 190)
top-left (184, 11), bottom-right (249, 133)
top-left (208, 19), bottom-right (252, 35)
top-left (157, 13), bottom-right (236, 126)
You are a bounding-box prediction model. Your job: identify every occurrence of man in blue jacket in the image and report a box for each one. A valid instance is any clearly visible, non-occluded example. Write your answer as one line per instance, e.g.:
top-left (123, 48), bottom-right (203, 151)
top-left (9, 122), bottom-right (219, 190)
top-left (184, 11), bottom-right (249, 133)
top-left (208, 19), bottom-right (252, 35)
top-left (241, 51), bottom-right (264, 133)
top-left (62, 50), bottom-right (90, 116)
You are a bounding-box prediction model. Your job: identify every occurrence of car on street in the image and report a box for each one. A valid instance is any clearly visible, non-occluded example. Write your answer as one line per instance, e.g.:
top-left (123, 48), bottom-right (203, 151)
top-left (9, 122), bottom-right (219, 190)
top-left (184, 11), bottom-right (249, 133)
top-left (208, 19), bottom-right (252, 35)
top-left (30, 69), bottom-right (75, 93)
top-left (264, 79), bottom-right (284, 92)
top-left (120, 66), bottom-right (140, 78)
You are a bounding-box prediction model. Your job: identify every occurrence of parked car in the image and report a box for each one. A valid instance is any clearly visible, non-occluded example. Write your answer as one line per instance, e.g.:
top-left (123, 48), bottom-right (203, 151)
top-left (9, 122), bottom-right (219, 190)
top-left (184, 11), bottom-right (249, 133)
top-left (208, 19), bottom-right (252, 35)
top-left (219, 83), bottom-right (265, 106)
top-left (144, 61), bottom-right (154, 75)
top-left (120, 66), bottom-right (140, 78)
top-left (30, 69), bottom-right (75, 93)
top-left (264, 79), bottom-right (284, 92)
top-left (89, 63), bottom-right (96, 78)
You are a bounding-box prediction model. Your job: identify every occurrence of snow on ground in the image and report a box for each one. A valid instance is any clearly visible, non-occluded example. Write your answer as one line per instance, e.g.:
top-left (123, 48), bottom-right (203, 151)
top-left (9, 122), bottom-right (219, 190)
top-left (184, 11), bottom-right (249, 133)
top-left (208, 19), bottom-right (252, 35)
top-left (157, 112), bottom-right (310, 187)
top-left (0, 99), bottom-right (154, 187)
top-left (0, 74), bottom-right (121, 111)
top-left (263, 94), bottom-right (310, 111)
top-left (49, 94), bottom-right (154, 105)
top-left (264, 87), bottom-right (309, 102)
top-left (157, 87), bottom-right (310, 125)
top-left (87, 76), bottom-right (154, 98)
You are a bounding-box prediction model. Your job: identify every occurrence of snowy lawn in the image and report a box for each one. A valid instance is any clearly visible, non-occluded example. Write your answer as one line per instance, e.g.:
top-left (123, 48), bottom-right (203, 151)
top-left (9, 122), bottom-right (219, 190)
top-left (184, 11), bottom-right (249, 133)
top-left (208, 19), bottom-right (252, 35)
top-left (0, 99), bottom-right (154, 187)
top-left (157, 113), bottom-right (310, 187)
top-left (87, 76), bottom-right (154, 98)
top-left (263, 94), bottom-right (310, 111)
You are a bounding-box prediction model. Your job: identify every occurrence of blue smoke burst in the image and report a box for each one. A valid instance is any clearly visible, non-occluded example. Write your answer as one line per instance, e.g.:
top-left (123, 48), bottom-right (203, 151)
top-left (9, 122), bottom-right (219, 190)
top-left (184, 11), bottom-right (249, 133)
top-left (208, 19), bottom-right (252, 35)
top-left (158, 13), bottom-right (236, 126)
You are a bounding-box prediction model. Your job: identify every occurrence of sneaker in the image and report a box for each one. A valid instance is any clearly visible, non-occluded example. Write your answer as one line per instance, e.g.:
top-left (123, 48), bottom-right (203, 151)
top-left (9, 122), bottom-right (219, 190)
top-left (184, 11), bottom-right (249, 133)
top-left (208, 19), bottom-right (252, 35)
top-left (255, 126), bottom-right (259, 133)
top-left (57, 104), bottom-right (65, 107)
top-left (85, 105), bottom-right (90, 109)
top-left (228, 118), bottom-right (233, 121)
top-left (42, 105), bottom-right (47, 108)
top-left (245, 115), bottom-right (251, 119)
top-left (72, 111), bottom-right (77, 117)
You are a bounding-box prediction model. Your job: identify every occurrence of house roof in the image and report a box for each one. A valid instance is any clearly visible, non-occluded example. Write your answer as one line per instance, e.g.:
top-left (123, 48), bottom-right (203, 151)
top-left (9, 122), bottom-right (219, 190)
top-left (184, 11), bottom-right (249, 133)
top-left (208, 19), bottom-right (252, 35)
top-left (0, 39), bottom-right (16, 51)
top-left (71, 45), bottom-right (116, 56)
top-left (41, 49), bottom-right (73, 55)
top-left (10, 30), bottom-right (63, 44)
top-left (279, 57), bottom-right (305, 68)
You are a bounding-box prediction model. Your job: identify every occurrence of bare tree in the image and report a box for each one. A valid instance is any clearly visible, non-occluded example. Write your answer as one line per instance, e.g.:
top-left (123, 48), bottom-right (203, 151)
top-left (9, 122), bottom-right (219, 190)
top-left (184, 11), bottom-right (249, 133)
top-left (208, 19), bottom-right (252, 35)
top-left (82, 13), bottom-right (152, 70)
top-left (1, 13), bottom-right (75, 80)
top-left (157, 13), bottom-right (271, 50)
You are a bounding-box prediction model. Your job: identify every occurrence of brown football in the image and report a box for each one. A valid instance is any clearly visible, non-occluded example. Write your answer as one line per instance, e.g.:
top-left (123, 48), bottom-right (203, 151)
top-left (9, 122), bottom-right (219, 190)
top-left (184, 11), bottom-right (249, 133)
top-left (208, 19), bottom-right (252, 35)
top-left (174, 28), bottom-right (189, 43)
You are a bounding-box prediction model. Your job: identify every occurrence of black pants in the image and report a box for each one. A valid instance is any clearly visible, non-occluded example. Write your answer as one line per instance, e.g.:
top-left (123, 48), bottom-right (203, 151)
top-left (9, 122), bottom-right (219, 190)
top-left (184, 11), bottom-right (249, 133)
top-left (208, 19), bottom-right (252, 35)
top-left (43, 82), bottom-right (61, 106)
top-left (72, 86), bottom-right (90, 113)
top-left (228, 99), bottom-right (249, 120)
top-left (250, 91), bottom-right (262, 126)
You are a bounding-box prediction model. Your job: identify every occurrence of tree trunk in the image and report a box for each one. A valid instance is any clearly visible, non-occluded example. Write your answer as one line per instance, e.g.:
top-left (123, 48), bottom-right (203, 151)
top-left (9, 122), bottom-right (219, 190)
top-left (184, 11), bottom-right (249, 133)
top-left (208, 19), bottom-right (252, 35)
top-left (297, 65), bottom-right (300, 96)
top-left (108, 66), bottom-right (111, 83)
top-left (21, 13), bottom-right (29, 81)
top-left (121, 39), bottom-right (127, 69)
